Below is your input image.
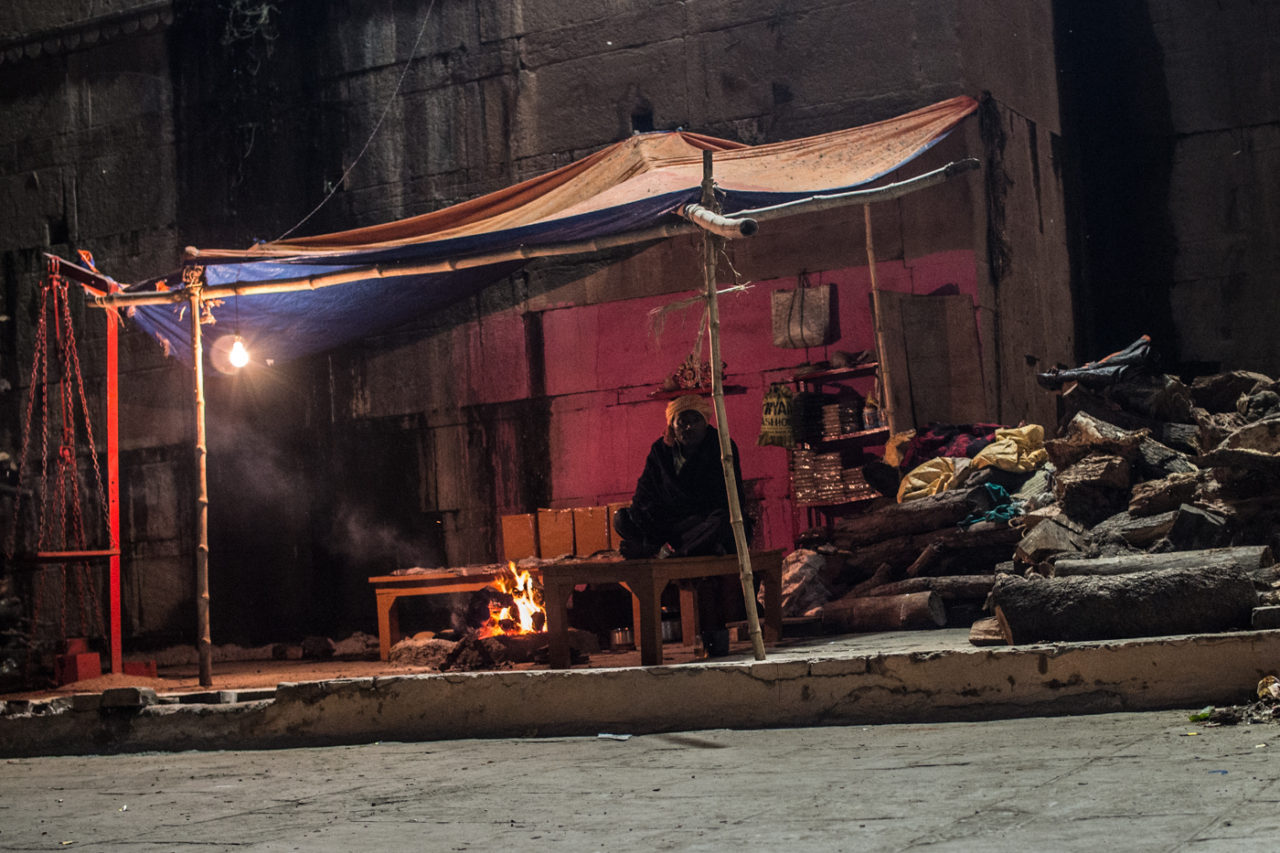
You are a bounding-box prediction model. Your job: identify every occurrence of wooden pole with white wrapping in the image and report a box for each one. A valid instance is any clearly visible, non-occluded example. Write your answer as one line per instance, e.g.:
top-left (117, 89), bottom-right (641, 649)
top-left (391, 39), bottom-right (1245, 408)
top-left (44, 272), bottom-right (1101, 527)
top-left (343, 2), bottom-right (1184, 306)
top-left (863, 204), bottom-right (897, 434)
top-left (699, 150), bottom-right (766, 661)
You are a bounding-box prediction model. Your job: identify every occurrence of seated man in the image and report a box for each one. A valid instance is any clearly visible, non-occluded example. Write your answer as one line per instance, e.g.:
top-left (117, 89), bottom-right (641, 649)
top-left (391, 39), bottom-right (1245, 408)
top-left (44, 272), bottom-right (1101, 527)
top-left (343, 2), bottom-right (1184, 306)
top-left (613, 394), bottom-right (753, 560)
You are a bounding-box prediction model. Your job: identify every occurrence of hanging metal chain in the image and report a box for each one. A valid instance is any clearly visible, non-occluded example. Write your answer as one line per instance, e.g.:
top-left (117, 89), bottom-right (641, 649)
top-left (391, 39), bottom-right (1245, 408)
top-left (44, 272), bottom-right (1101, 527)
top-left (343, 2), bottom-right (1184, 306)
top-left (58, 277), bottom-right (114, 548)
top-left (5, 266), bottom-right (107, 637)
top-left (5, 282), bottom-right (49, 559)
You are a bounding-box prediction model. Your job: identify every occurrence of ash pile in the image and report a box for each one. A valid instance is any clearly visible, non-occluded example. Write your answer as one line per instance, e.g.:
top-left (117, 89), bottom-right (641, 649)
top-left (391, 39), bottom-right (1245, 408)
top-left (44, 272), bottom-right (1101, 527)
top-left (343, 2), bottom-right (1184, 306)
top-left (791, 337), bottom-right (1280, 646)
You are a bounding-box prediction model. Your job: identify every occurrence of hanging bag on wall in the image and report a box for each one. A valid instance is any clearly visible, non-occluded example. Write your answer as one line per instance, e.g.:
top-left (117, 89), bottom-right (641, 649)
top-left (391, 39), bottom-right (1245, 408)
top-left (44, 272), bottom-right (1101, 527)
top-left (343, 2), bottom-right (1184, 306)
top-left (771, 271), bottom-right (834, 348)
top-left (757, 383), bottom-right (795, 448)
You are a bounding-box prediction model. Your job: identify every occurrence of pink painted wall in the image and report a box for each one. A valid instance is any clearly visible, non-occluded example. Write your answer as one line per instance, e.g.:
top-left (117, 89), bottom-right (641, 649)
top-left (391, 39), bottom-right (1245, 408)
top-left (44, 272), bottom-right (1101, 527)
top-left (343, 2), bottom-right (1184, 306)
top-left (501, 249), bottom-right (977, 552)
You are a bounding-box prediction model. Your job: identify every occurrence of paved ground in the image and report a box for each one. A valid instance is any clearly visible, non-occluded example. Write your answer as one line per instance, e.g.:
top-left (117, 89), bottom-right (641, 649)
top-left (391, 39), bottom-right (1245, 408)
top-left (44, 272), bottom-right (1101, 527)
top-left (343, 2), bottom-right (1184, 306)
top-left (1, 710), bottom-right (1277, 852)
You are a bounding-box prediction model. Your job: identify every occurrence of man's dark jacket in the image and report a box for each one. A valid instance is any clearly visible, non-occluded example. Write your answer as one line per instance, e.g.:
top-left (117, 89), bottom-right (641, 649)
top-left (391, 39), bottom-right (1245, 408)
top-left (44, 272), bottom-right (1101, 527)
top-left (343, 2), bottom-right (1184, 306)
top-left (629, 427), bottom-right (751, 549)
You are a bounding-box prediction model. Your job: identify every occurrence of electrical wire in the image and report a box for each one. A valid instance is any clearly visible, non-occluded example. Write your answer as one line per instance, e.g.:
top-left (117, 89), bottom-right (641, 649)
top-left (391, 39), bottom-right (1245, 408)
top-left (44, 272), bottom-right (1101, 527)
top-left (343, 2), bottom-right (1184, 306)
top-left (274, 0), bottom-right (437, 242)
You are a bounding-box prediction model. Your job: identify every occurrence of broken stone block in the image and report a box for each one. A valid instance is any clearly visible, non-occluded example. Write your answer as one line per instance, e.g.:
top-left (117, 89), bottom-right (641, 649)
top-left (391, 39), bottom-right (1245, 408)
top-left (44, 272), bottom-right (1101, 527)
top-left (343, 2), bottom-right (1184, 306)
top-left (100, 687), bottom-right (158, 709)
top-left (1252, 606), bottom-right (1280, 630)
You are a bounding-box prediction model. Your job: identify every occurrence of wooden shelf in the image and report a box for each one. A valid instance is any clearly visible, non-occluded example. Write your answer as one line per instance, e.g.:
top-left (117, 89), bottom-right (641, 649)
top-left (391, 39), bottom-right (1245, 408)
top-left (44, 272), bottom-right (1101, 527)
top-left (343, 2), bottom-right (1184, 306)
top-left (798, 426), bottom-right (890, 449)
top-left (796, 493), bottom-right (882, 508)
top-left (647, 384), bottom-right (746, 401)
top-left (793, 363), bottom-right (879, 384)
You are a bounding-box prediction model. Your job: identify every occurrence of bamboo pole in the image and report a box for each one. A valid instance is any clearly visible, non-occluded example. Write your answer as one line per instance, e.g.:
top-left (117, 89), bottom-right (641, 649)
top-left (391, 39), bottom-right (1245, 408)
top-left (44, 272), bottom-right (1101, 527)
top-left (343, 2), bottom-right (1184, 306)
top-left (86, 159), bottom-right (980, 311)
top-left (188, 284), bottom-right (213, 687)
top-left (863, 204), bottom-right (897, 435)
top-left (678, 203), bottom-right (758, 238)
top-left (700, 150), bottom-right (766, 662)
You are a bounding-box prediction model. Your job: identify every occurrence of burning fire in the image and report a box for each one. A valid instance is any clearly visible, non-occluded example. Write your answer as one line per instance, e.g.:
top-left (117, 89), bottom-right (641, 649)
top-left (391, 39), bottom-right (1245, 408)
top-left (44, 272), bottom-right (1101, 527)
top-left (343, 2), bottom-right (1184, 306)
top-left (477, 562), bottom-right (546, 637)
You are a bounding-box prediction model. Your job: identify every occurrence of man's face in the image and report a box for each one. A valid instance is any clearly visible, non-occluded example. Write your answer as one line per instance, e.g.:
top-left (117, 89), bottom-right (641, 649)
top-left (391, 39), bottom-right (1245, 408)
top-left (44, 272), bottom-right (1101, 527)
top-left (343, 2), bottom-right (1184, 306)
top-left (673, 409), bottom-right (709, 448)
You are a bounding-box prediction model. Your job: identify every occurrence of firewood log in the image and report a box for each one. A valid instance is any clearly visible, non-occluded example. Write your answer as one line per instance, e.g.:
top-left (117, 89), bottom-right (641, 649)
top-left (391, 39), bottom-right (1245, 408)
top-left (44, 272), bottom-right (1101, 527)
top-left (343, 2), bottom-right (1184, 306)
top-left (1016, 516), bottom-right (1091, 563)
top-left (866, 574), bottom-right (995, 600)
top-left (1054, 453), bottom-right (1132, 525)
top-left (827, 489), bottom-right (975, 547)
top-left (1088, 509), bottom-right (1177, 549)
top-left (902, 522), bottom-right (1022, 578)
top-left (1136, 436), bottom-right (1197, 478)
top-left (848, 562), bottom-right (896, 596)
top-left (831, 521), bottom-right (1017, 582)
top-left (1190, 370), bottom-right (1273, 413)
top-left (819, 591), bottom-right (946, 633)
top-left (968, 616), bottom-right (1006, 646)
top-left (1128, 472), bottom-right (1201, 517)
top-left (992, 564), bottom-right (1257, 644)
top-left (1048, 545), bottom-right (1272, 579)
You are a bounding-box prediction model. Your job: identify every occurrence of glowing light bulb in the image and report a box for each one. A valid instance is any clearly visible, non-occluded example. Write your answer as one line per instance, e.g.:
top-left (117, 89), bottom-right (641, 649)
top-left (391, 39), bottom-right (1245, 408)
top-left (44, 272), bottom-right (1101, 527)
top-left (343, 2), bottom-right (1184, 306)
top-left (229, 337), bottom-right (250, 368)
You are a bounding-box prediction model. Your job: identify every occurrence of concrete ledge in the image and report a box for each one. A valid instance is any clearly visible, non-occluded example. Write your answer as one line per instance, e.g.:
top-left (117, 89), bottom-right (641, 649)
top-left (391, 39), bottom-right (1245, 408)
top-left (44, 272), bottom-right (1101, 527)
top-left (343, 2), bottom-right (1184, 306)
top-left (3, 630), bottom-right (1278, 757)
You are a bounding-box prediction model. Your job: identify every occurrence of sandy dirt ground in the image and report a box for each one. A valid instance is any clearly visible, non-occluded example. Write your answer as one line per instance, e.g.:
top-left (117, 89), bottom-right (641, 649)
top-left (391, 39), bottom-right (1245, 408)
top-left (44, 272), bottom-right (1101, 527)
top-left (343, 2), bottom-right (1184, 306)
top-left (0, 710), bottom-right (1274, 851)
top-left (0, 642), bottom-right (718, 702)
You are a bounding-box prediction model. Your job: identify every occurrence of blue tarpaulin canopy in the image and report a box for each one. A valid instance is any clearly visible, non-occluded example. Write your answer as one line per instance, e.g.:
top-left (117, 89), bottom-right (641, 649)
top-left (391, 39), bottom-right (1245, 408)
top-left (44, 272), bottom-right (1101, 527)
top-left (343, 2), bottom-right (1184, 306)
top-left (108, 96), bottom-right (978, 365)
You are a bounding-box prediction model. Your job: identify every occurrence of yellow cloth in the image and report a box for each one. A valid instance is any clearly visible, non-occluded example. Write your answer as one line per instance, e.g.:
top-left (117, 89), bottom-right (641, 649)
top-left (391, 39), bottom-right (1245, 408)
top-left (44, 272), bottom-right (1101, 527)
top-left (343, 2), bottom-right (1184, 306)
top-left (882, 430), bottom-right (917, 469)
top-left (665, 394), bottom-right (713, 426)
top-left (970, 424), bottom-right (1049, 472)
top-left (663, 394), bottom-right (714, 446)
top-left (897, 457), bottom-right (964, 502)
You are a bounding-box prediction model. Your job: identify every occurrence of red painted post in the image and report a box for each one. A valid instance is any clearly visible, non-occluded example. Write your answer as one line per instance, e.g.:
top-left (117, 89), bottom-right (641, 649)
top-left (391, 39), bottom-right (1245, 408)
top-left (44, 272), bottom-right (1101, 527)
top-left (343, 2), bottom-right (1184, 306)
top-left (105, 288), bottom-right (122, 674)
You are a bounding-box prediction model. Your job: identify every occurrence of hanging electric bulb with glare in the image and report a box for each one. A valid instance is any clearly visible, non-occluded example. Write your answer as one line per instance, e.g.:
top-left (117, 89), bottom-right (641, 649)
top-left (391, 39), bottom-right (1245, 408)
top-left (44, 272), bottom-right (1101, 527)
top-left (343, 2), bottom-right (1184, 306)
top-left (229, 336), bottom-right (250, 368)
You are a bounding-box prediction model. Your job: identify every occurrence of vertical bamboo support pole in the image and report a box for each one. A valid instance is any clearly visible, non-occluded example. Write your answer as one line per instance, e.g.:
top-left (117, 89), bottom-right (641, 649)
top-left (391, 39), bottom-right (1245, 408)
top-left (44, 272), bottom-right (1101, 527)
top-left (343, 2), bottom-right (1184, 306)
top-left (187, 285), bottom-right (213, 687)
top-left (863, 204), bottom-right (896, 435)
top-left (701, 151), bottom-right (766, 661)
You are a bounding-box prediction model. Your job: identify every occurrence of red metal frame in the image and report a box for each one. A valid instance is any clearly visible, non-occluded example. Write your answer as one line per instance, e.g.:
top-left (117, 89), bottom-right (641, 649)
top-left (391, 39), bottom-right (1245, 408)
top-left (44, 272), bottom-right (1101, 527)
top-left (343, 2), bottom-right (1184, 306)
top-left (105, 284), bottom-right (121, 674)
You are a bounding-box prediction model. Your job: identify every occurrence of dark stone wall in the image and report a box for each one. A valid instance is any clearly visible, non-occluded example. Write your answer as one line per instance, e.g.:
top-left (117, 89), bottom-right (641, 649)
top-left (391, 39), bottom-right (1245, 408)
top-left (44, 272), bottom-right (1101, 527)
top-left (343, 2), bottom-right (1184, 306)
top-left (9, 0), bottom-right (1216, 650)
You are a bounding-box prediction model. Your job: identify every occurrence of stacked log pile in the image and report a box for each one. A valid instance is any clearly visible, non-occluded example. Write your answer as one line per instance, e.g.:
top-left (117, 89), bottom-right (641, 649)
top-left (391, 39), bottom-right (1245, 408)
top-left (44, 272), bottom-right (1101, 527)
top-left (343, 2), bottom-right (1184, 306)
top-left (806, 363), bottom-right (1280, 645)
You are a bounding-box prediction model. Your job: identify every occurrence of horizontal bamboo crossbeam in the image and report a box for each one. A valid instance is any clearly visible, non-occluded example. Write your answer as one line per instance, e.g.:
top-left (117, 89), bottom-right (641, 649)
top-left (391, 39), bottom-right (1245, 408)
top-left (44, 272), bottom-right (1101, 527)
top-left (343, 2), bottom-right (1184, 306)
top-left (85, 158), bottom-right (980, 309)
top-left (15, 549), bottom-right (122, 563)
top-left (737, 158), bottom-right (981, 221)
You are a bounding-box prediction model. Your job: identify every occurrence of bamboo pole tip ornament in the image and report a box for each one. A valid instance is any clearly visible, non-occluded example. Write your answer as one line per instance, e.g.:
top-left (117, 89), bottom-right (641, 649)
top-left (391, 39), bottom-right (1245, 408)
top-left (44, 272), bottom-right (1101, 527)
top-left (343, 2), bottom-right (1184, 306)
top-left (183, 246), bottom-right (200, 259)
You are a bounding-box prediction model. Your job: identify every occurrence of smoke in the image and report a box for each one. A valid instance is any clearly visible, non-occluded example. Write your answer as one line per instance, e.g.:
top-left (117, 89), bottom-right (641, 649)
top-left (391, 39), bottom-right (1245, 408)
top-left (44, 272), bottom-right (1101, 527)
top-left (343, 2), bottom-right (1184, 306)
top-left (326, 502), bottom-right (442, 573)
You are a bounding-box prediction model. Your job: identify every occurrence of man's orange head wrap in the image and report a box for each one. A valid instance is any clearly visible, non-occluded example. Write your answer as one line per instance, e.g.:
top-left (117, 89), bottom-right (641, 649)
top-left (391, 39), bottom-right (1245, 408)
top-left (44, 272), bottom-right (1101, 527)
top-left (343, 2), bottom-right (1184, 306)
top-left (663, 394), bottom-right (714, 446)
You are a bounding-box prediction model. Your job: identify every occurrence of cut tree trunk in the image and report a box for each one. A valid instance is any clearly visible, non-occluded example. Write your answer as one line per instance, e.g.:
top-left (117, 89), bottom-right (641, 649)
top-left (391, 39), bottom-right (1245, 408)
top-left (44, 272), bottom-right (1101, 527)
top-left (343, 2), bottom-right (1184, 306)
top-left (867, 575), bottom-right (995, 600)
top-left (991, 564), bottom-right (1257, 644)
top-left (1049, 545), bottom-right (1272, 579)
top-left (819, 591), bottom-right (946, 634)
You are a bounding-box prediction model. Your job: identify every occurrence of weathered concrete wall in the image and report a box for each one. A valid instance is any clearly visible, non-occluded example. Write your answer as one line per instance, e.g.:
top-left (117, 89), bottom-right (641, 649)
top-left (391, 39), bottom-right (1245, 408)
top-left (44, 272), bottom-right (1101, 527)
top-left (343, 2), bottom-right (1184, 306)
top-left (3, 629), bottom-right (1278, 756)
top-left (1, 0), bottom-right (1072, 647)
top-left (1055, 1), bottom-right (1280, 374)
top-left (1156, 1), bottom-right (1280, 373)
top-left (960, 1), bottom-right (1071, 430)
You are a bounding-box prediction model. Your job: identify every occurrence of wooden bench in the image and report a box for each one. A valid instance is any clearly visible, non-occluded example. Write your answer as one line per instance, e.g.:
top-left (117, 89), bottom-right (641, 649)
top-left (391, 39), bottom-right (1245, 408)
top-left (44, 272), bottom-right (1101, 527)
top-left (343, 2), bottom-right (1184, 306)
top-left (368, 567), bottom-right (522, 661)
top-left (542, 550), bottom-right (784, 668)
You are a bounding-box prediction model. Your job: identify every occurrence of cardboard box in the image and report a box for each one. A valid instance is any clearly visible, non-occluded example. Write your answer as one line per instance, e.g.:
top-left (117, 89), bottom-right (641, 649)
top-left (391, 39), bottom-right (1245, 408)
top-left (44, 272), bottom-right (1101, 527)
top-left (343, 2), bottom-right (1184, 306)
top-left (606, 501), bottom-right (631, 549)
top-left (537, 508), bottom-right (575, 558)
top-left (573, 506), bottom-right (611, 556)
top-left (500, 513), bottom-right (540, 561)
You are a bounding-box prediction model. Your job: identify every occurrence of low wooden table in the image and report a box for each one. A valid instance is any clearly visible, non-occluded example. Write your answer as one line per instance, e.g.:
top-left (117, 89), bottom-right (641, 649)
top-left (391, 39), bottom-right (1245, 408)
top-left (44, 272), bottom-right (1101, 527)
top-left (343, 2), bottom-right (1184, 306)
top-left (368, 567), bottom-right (520, 661)
top-left (542, 550), bottom-right (784, 668)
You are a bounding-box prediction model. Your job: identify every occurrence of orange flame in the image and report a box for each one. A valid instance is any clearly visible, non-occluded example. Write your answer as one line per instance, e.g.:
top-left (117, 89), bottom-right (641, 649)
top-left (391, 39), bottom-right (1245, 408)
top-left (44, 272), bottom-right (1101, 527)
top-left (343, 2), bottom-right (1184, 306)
top-left (477, 562), bottom-right (546, 637)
